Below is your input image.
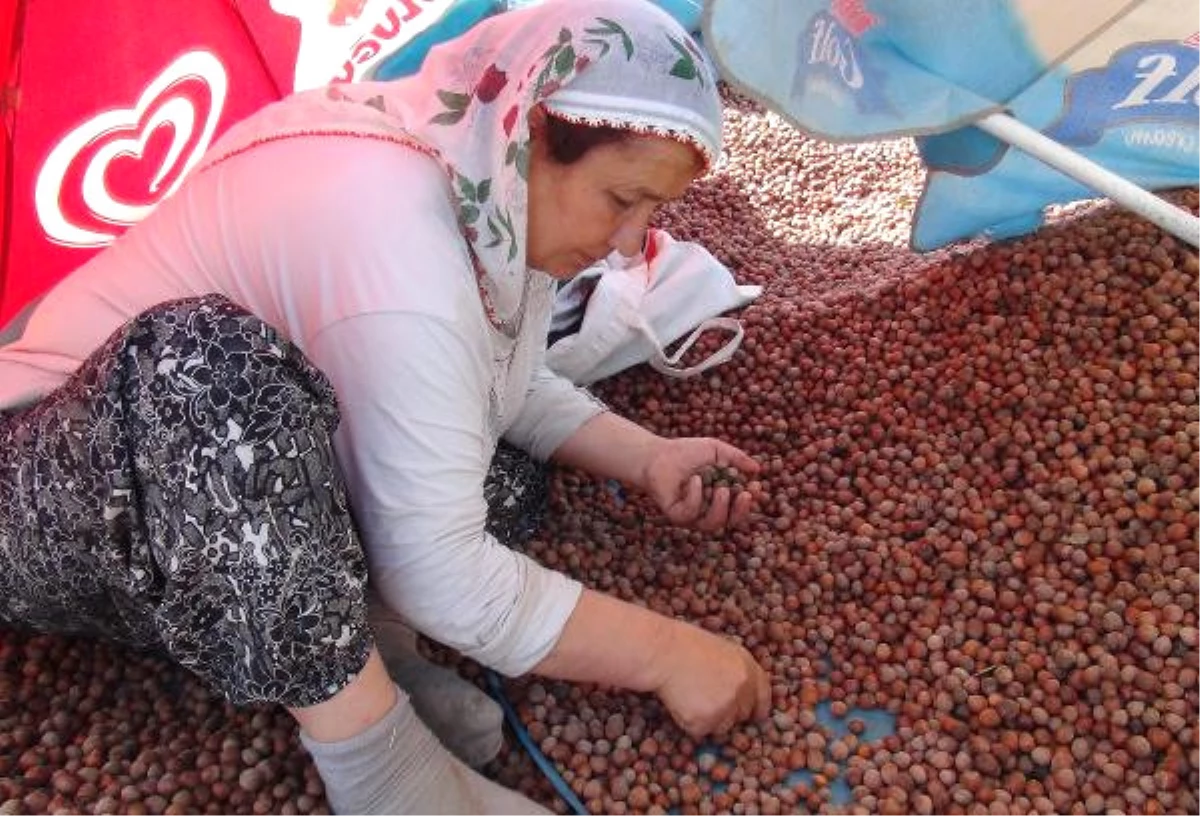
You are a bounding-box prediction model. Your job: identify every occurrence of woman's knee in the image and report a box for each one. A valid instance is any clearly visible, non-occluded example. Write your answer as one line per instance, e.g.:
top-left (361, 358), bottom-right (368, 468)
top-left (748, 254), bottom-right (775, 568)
top-left (102, 297), bottom-right (350, 541)
top-left (91, 298), bottom-right (373, 705)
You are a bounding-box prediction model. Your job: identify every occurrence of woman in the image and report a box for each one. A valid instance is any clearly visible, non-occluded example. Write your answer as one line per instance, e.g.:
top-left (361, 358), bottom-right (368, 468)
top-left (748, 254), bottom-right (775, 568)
top-left (0, 0), bottom-right (771, 812)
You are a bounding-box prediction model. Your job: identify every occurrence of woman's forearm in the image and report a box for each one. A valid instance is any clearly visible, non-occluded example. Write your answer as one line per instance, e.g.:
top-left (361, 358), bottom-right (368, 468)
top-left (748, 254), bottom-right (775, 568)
top-left (549, 411), bottom-right (660, 492)
top-left (531, 587), bottom-right (771, 738)
top-left (530, 587), bottom-right (675, 691)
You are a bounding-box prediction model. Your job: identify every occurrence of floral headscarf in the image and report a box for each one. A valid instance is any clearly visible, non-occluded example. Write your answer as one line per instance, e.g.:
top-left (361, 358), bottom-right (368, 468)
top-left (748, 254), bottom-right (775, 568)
top-left (203, 0), bottom-right (722, 339)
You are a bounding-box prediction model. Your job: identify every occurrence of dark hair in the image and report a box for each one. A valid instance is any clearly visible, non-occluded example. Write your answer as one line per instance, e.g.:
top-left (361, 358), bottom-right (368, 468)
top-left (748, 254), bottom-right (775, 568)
top-left (544, 113), bottom-right (632, 165)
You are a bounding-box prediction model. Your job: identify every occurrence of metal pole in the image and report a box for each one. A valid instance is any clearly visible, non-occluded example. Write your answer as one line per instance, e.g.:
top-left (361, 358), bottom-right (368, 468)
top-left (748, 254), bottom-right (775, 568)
top-left (976, 111), bottom-right (1200, 248)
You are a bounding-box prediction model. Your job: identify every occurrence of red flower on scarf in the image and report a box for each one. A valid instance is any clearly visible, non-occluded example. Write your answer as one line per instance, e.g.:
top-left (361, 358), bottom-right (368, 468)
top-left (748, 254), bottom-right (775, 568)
top-left (502, 105), bottom-right (519, 136)
top-left (475, 64), bottom-right (509, 103)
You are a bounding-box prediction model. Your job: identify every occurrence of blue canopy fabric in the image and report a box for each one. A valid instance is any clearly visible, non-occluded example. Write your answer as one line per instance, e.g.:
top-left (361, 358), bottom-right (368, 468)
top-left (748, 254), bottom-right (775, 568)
top-left (703, 0), bottom-right (1199, 250)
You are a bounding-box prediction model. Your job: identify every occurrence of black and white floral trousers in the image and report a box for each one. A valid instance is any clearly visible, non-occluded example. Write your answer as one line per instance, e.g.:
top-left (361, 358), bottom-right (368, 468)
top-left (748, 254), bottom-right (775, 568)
top-left (0, 295), bottom-right (548, 709)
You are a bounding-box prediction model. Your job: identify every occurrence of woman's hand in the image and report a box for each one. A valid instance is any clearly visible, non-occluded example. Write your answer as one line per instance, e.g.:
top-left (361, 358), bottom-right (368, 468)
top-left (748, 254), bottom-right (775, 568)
top-left (649, 619), bottom-right (772, 739)
top-left (534, 590), bottom-right (770, 740)
top-left (641, 436), bottom-right (761, 531)
top-left (550, 414), bottom-right (760, 530)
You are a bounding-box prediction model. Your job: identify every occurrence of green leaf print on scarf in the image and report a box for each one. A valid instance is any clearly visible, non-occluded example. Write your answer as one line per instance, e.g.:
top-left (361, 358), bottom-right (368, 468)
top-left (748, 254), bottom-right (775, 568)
top-left (430, 64), bottom-right (510, 126)
top-left (668, 35), bottom-right (706, 87)
top-left (503, 140), bottom-right (531, 181)
top-left (452, 168), bottom-right (499, 240)
top-left (583, 17), bottom-right (634, 60)
top-left (432, 89), bottom-right (470, 125)
top-left (532, 18), bottom-right (631, 98)
top-left (483, 209), bottom-right (518, 262)
top-left (554, 43), bottom-right (577, 76)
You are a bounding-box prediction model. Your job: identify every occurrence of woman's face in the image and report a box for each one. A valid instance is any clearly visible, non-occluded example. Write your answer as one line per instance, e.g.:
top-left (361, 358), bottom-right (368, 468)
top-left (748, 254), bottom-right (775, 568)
top-left (526, 119), bottom-right (702, 279)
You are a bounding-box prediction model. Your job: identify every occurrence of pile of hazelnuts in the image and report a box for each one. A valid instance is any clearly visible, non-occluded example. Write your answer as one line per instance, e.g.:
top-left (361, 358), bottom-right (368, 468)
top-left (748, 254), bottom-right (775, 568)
top-left (1, 88), bottom-right (1195, 816)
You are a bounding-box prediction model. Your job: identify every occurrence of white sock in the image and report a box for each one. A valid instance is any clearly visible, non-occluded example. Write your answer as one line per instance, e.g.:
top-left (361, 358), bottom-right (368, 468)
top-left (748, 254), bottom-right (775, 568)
top-left (300, 686), bottom-right (549, 815)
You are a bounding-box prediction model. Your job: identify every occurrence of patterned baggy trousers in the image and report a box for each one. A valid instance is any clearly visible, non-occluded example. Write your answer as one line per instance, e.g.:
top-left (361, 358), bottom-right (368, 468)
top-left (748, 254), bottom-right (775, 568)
top-left (0, 297), bottom-right (372, 705)
top-left (0, 296), bottom-right (549, 708)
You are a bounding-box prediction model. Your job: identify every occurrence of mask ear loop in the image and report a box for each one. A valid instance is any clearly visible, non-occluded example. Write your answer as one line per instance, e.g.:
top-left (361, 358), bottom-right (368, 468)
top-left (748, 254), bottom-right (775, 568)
top-left (637, 314), bottom-right (746, 379)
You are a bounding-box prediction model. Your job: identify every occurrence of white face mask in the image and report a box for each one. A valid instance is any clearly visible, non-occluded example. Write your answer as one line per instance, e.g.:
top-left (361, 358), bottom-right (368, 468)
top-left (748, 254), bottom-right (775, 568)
top-left (546, 229), bottom-right (761, 385)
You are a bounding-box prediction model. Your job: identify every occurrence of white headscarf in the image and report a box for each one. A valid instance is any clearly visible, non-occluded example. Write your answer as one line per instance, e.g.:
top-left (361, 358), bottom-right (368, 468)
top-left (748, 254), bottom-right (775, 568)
top-left (204, 0), bottom-right (722, 335)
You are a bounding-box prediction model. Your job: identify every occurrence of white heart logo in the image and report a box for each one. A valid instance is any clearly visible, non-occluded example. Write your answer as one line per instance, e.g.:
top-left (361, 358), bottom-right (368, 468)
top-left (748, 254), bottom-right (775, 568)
top-left (35, 50), bottom-right (228, 248)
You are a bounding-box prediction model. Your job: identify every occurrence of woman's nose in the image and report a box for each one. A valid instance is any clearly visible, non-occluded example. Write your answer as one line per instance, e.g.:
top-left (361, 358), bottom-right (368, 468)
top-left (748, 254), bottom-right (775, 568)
top-left (611, 217), bottom-right (647, 257)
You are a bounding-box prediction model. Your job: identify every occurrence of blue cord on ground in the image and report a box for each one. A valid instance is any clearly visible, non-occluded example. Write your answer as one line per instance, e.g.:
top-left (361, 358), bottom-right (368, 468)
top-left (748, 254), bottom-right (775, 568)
top-left (485, 669), bottom-right (589, 815)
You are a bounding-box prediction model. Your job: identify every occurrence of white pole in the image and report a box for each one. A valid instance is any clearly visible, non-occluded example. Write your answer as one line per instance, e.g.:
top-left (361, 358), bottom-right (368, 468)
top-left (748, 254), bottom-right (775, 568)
top-left (976, 111), bottom-right (1200, 248)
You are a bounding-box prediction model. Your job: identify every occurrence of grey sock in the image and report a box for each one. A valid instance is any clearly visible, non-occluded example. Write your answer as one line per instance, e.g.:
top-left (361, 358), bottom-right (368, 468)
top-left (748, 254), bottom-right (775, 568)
top-left (370, 601), bottom-right (505, 768)
top-left (300, 687), bottom-right (549, 815)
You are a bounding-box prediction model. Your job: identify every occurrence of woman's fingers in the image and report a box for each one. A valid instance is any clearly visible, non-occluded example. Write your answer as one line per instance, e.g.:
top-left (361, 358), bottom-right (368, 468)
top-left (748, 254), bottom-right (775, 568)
top-left (653, 438), bottom-right (763, 531)
top-left (714, 655), bottom-right (771, 737)
top-left (695, 484), bottom-right (758, 531)
top-left (667, 478), bottom-right (757, 531)
top-left (729, 489), bottom-right (756, 528)
top-left (656, 623), bottom-right (771, 740)
top-left (696, 485), bottom-right (731, 530)
top-left (668, 437), bottom-right (758, 475)
top-left (713, 439), bottom-right (761, 474)
top-left (754, 658), bottom-right (772, 718)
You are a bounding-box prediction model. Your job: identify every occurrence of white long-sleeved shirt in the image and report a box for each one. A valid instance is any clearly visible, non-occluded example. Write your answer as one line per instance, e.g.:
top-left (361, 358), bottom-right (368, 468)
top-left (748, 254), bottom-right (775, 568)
top-left (0, 135), bottom-right (605, 675)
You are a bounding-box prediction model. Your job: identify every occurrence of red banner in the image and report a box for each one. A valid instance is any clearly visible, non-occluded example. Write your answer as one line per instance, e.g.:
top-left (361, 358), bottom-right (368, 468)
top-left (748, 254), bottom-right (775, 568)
top-left (1, 0), bottom-right (478, 325)
top-left (0, 0), bottom-right (295, 324)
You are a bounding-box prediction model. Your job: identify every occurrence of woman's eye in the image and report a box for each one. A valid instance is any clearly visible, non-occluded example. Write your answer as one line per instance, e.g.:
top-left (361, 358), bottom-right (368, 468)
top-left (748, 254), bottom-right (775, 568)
top-left (609, 193), bottom-right (635, 211)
